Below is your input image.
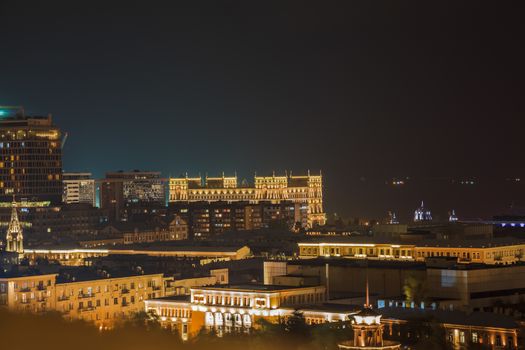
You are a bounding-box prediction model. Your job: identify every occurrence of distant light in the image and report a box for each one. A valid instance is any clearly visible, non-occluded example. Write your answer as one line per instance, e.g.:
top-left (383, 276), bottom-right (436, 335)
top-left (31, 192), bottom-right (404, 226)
top-left (501, 223), bottom-right (506, 227)
top-left (520, 223), bottom-right (525, 228)
top-left (511, 223), bottom-right (516, 227)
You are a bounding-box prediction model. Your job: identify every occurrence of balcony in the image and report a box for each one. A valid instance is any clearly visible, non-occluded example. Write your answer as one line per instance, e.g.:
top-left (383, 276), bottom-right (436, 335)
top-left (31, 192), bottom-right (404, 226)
top-left (78, 293), bottom-right (94, 299)
top-left (37, 285), bottom-right (47, 291)
top-left (19, 287), bottom-right (31, 292)
top-left (79, 307), bottom-right (95, 312)
top-left (58, 296), bottom-right (70, 301)
top-left (152, 286), bottom-right (161, 291)
top-left (121, 289), bottom-right (130, 294)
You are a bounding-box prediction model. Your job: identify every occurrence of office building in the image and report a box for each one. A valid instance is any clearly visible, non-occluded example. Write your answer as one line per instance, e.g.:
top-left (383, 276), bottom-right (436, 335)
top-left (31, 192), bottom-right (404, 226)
top-left (100, 170), bottom-right (166, 221)
top-left (62, 172), bottom-right (96, 206)
top-left (0, 108), bottom-right (62, 203)
top-left (170, 200), bottom-right (307, 238)
top-left (169, 172), bottom-right (325, 227)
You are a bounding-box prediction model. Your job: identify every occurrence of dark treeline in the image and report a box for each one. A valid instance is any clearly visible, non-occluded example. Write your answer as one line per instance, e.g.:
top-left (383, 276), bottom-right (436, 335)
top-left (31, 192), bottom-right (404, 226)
top-left (0, 310), bottom-right (448, 350)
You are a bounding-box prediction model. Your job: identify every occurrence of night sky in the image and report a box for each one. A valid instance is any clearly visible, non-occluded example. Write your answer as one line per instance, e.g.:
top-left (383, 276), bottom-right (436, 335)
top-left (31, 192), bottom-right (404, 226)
top-left (1, 2), bottom-right (524, 221)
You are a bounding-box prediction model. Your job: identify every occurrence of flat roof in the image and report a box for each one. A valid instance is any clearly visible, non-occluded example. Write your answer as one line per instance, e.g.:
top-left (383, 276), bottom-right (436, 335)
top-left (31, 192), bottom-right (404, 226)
top-left (110, 245), bottom-right (245, 253)
top-left (288, 257), bottom-right (426, 269)
top-left (148, 295), bottom-right (191, 303)
top-left (299, 236), bottom-right (525, 248)
top-left (192, 284), bottom-right (323, 292)
top-left (380, 307), bottom-right (519, 329)
top-left (283, 303), bottom-right (361, 314)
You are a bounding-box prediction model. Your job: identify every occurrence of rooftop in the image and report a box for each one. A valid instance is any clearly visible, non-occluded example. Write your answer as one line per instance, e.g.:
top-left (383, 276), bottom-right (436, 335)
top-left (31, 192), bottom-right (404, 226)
top-left (380, 307), bottom-right (519, 329)
top-left (192, 284), bottom-right (322, 292)
top-left (288, 257), bottom-right (427, 270)
top-left (299, 236), bottom-right (525, 248)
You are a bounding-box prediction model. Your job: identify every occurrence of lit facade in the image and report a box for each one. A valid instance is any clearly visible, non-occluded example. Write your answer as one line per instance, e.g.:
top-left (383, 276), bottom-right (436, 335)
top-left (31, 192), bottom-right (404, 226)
top-left (0, 272), bottom-right (164, 329)
top-left (170, 200), bottom-right (308, 238)
top-left (100, 170), bottom-right (166, 221)
top-left (169, 173), bottom-right (325, 227)
top-left (0, 112), bottom-right (62, 203)
top-left (24, 245), bottom-right (251, 266)
top-left (145, 284), bottom-right (327, 340)
top-left (4, 199), bottom-right (24, 254)
top-left (414, 201), bottom-right (432, 222)
top-left (298, 239), bottom-right (525, 265)
top-left (62, 172), bottom-right (96, 206)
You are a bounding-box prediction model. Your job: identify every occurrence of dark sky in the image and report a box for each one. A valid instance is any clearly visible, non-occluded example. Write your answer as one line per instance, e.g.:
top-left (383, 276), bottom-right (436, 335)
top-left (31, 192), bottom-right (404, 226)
top-left (1, 1), bottom-right (524, 221)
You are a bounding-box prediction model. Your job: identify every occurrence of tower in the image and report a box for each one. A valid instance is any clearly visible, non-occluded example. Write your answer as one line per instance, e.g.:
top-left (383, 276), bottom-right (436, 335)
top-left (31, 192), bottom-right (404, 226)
top-left (338, 271), bottom-right (400, 349)
top-left (5, 197), bottom-right (23, 254)
top-left (414, 201), bottom-right (432, 222)
top-left (449, 209), bottom-right (458, 222)
top-left (0, 109), bottom-right (63, 203)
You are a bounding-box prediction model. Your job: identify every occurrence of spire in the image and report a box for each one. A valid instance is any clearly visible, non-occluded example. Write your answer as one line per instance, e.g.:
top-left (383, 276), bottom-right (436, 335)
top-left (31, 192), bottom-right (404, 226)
top-left (6, 196), bottom-right (23, 254)
top-left (365, 264), bottom-right (370, 308)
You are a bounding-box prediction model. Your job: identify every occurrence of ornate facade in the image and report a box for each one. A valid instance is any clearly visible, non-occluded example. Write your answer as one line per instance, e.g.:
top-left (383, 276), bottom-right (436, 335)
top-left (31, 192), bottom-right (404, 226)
top-left (5, 199), bottom-right (24, 254)
top-left (169, 172), bottom-right (325, 227)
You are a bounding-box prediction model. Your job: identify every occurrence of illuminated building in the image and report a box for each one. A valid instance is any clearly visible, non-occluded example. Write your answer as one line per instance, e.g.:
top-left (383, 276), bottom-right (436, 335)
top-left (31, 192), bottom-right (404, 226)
top-left (145, 284), bottom-right (327, 340)
top-left (0, 201), bottom-right (107, 240)
top-left (448, 209), bottom-right (458, 222)
top-left (86, 215), bottom-right (189, 246)
top-left (63, 172), bottom-right (96, 206)
top-left (169, 172), bottom-right (325, 228)
top-left (100, 170), bottom-right (166, 221)
top-left (170, 200), bottom-right (307, 239)
top-left (0, 270), bottom-right (164, 329)
top-left (378, 306), bottom-right (520, 349)
top-left (413, 201), bottom-right (432, 222)
top-left (24, 245), bottom-right (251, 266)
top-left (4, 198), bottom-right (24, 254)
top-left (387, 211), bottom-right (399, 225)
top-left (0, 108), bottom-right (62, 203)
top-left (298, 237), bottom-right (525, 265)
top-left (338, 280), bottom-right (400, 350)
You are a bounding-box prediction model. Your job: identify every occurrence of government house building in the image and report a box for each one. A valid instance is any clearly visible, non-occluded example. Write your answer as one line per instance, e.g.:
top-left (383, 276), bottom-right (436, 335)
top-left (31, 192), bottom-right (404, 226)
top-left (168, 172), bottom-right (325, 228)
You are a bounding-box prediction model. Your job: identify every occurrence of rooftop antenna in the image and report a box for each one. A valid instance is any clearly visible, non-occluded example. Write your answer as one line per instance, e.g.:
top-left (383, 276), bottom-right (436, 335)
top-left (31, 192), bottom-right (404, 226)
top-left (365, 265), bottom-right (370, 308)
top-left (61, 132), bottom-right (68, 149)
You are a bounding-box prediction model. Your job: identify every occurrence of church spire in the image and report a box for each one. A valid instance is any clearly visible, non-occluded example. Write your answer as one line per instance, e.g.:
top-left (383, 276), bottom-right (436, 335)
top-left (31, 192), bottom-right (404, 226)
top-left (6, 196), bottom-right (23, 254)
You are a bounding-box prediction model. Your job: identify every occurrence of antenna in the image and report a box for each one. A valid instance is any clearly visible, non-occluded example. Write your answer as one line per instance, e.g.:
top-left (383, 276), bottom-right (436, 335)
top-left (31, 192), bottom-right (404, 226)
top-left (365, 261), bottom-right (370, 308)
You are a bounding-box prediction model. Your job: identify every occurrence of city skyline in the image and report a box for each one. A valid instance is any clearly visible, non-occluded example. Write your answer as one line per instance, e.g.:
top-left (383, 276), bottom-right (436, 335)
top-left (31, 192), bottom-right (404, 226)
top-left (1, 2), bottom-right (524, 219)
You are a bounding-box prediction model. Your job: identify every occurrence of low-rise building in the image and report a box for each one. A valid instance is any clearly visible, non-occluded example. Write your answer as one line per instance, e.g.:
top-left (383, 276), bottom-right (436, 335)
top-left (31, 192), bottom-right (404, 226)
top-left (298, 237), bottom-right (525, 265)
top-left (25, 245), bottom-right (251, 266)
top-left (145, 284), bottom-right (327, 339)
top-left (0, 270), bottom-right (165, 329)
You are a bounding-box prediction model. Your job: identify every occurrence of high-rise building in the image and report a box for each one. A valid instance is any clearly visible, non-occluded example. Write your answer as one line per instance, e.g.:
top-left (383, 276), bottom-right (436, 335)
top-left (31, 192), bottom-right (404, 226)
top-left (0, 107), bottom-right (62, 203)
top-left (100, 170), bottom-right (166, 221)
top-left (62, 172), bottom-right (96, 206)
top-left (169, 172), bottom-right (325, 227)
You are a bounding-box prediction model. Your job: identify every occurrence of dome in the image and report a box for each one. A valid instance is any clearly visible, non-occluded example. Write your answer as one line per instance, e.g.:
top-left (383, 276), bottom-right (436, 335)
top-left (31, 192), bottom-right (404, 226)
top-left (353, 307), bottom-right (382, 325)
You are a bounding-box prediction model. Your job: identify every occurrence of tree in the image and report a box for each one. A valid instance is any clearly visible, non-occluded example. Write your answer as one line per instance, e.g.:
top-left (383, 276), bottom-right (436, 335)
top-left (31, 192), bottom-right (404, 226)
top-left (404, 275), bottom-right (427, 304)
top-left (283, 310), bottom-right (310, 340)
